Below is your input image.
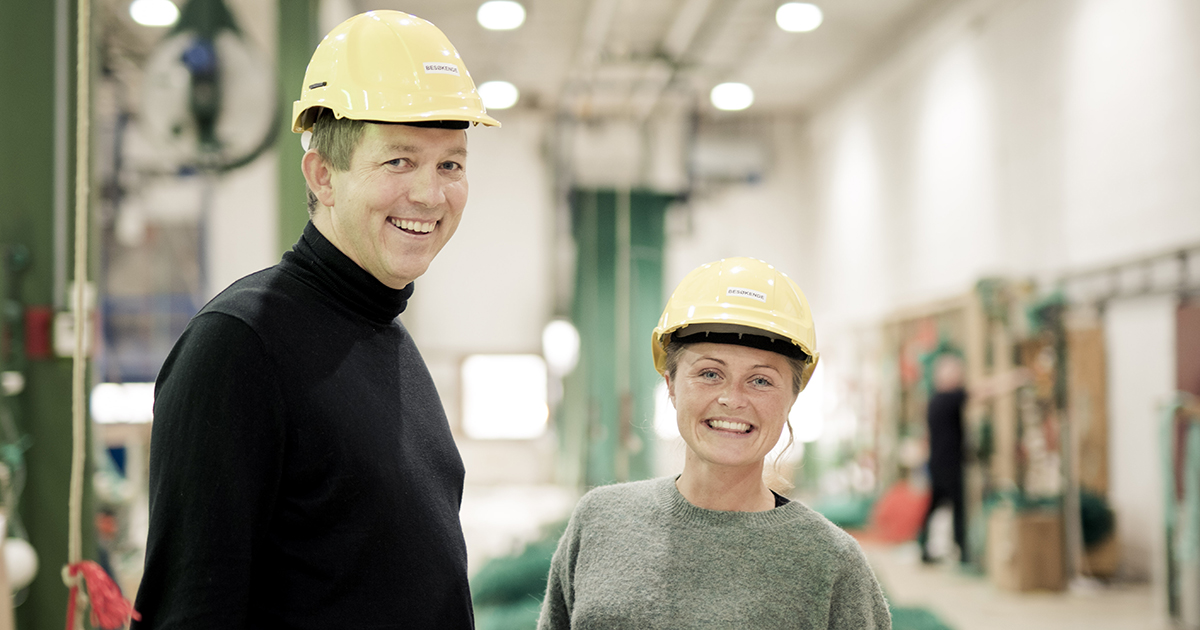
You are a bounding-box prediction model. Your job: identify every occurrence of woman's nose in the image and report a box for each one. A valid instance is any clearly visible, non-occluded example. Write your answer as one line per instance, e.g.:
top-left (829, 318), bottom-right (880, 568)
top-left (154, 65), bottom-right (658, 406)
top-left (718, 383), bottom-right (748, 408)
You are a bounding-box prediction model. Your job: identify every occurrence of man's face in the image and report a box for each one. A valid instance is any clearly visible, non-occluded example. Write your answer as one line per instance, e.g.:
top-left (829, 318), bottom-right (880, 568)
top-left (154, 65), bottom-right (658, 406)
top-left (318, 123), bottom-right (468, 289)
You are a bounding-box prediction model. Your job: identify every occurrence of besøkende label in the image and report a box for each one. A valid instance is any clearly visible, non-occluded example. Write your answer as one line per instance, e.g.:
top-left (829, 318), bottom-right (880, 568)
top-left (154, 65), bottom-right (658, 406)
top-left (424, 62), bottom-right (461, 76)
top-left (727, 287), bottom-right (767, 302)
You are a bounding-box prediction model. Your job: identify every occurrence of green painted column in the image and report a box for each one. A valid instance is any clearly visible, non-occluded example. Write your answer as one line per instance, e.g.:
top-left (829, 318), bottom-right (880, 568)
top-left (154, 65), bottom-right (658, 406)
top-left (565, 189), bottom-right (670, 488)
top-left (627, 194), bottom-right (667, 482)
top-left (277, 0), bottom-right (319, 254)
top-left (0, 1), bottom-right (95, 629)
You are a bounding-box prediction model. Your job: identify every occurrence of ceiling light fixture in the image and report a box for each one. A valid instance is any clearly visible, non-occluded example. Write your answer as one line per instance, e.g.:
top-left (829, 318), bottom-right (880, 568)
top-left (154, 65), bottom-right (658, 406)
top-left (776, 2), bottom-right (823, 33)
top-left (129, 0), bottom-right (180, 27)
top-left (477, 1), bottom-right (526, 31)
top-left (710, 82), bottom-right (754, 111)
top-left (479, 81), bottom-right (520, 109)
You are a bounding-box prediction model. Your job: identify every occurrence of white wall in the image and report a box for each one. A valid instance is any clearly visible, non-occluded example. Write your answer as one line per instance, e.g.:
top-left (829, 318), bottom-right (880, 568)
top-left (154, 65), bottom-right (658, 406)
top-left (1104, 295), bottom-right (1175, 586)
top-left (1062, 0), bottom-right (1200, 268)
top-left (804, 0), bottom-right (1200, 330)
top-left (206, 153), bottom-right (279, 298)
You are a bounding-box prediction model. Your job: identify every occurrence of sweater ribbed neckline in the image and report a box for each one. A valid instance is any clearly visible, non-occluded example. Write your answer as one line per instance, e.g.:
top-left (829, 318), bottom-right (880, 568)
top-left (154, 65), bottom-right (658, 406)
top-left (659, 476), bottom-right (801, 528)
top-left (281, 221), bottom-right (413, 326)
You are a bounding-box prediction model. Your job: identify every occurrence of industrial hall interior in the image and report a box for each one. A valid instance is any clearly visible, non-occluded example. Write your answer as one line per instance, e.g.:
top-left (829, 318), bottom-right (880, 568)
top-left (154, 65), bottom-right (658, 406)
top-left (2, 0), bottom-right (1200, 628)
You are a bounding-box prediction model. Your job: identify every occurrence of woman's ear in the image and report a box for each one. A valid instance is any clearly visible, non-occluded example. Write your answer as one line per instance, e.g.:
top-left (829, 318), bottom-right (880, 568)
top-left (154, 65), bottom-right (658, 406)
top-left (664, 373), bottom-right (676, 408)
top-left (301, 150), bottom-right (336, 209)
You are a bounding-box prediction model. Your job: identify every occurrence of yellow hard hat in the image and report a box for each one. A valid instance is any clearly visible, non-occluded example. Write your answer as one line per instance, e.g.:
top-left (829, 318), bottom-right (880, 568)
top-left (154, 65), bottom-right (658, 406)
top-left (652, 257), bottom-right (819, 391)
top-left (292, 10), bottom-right (500, 133)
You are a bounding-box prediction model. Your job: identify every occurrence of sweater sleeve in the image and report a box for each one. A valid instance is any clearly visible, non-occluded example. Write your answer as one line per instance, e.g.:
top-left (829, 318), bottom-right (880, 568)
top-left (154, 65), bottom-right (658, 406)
top-left (538, 499), bottom-right (586, 629)
top-left (131, 313), bottom-right (286, 629)
top-left (827, 540), bottom-right (892, 630)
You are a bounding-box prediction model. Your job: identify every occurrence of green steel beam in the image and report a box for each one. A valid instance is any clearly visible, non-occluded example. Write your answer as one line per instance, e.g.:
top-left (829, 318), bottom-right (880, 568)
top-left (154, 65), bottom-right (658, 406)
top-left (567, 189), bottom-right (670, 488)
top-left (0, 1), bottom-right (96, 629)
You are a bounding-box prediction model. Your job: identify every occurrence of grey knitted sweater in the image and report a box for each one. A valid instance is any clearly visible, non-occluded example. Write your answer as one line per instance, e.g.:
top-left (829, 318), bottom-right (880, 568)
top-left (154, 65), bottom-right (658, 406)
top-left (538, 476), bottom-right (891, 629)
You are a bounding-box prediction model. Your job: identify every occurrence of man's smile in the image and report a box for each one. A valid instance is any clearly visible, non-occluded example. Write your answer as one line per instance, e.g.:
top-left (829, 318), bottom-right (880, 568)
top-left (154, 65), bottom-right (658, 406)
top-left (388, 217), bottom-right (436, 234)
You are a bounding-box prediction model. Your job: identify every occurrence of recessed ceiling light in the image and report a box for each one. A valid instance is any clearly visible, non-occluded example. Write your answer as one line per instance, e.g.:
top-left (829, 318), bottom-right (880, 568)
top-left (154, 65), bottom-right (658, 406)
top-left (129, 0), bottom-right (180, 27)
top-left (479, 81), bottom-right (520, 109)
top-left (477, 1), bottom-right (526, 31)
top-left (710, 82), bottom-right (754, 111)
top-left (776, 2), bottom-right (823, 33)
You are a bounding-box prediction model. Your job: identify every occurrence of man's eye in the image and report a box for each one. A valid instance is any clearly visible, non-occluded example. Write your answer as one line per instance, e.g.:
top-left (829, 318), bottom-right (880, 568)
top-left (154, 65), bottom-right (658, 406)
top-left (440, 161), bottom-right (463, 171)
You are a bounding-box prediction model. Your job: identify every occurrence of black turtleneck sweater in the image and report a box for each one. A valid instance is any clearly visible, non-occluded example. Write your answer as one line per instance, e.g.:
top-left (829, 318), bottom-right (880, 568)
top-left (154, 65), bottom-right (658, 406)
top-left (132, 222), bottom-right (473, 629)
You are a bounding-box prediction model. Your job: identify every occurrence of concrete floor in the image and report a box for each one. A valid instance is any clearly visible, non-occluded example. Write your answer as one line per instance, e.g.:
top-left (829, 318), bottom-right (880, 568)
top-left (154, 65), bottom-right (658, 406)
top-left (867, 543), bottom-right (1169, 630)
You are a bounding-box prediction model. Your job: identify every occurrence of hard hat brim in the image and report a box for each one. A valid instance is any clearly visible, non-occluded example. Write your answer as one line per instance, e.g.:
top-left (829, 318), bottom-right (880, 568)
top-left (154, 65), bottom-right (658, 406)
top-left (292, 102), bottom-right (500, 133)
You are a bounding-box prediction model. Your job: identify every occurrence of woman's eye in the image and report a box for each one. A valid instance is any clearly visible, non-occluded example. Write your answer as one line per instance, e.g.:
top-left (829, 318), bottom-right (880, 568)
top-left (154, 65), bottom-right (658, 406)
top-left (752, 377), bottom-right (773, 387)
top-left (700, 370), bottom-right (719, 380)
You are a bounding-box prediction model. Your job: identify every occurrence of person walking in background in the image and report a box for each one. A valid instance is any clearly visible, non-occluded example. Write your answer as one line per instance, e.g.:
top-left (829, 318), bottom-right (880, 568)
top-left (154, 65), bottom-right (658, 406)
top-left (918, 354), bottom-right (969, 565)
top-left (132, 11), bottom-right (499, 629)
top-left (539, 257), bottom-right (891, 629)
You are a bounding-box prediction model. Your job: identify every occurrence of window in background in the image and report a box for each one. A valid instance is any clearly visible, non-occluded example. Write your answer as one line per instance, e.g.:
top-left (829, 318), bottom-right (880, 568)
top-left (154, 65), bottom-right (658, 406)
top-left (462, 354), bottom-right (548, 439)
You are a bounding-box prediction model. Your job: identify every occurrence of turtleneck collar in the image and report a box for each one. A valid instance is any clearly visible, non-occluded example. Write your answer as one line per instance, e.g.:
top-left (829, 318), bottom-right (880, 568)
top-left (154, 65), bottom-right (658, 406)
top-left (280, 221), bottom-right (413, 326)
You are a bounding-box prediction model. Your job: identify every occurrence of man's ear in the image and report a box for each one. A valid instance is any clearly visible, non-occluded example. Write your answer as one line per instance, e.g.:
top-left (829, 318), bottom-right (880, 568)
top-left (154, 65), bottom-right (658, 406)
top-left (301, 150), bottom-right (335, 208)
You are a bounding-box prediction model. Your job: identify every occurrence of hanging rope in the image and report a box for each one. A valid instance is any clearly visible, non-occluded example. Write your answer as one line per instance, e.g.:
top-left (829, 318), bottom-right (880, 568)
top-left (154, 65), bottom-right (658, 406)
top-left (63, 0), bottom-right (138, 627)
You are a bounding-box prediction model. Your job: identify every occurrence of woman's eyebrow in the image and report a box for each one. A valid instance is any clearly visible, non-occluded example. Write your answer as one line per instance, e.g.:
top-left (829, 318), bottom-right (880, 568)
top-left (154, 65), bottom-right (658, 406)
top-left (696, 357), bottom-right (781, 373)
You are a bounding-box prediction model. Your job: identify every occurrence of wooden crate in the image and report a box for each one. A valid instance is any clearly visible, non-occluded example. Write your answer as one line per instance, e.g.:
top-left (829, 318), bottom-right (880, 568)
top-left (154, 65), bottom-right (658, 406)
top-left (987, 506), bottom-right (1066, 591)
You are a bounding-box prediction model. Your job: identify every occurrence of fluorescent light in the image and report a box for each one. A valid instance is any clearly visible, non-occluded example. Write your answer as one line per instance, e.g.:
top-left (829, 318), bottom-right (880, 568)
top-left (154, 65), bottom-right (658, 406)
top-left (710, 82), bottom-right (754, 111)
top-left (477, 1), bottom-right (526, 30)
top-left (130, 0), bottom-right (180, 27)
top-left (462, 355), bottom-right (548, 439)
top-left (776, 2), bottom-right (823, 33)
top-left (478, 80), bottom-right (520, 110)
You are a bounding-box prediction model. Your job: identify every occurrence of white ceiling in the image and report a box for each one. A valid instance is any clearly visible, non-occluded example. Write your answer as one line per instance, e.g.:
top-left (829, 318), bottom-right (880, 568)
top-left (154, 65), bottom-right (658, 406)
top-left (357, 0), bottom-right (961, 121)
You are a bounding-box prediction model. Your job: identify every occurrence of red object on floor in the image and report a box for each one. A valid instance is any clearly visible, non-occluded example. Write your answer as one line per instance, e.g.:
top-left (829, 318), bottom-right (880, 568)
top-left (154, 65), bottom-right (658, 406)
top-left (869, 479), bottom-right (932, 543)
top-left (64, 560), bottom-right (140, 630)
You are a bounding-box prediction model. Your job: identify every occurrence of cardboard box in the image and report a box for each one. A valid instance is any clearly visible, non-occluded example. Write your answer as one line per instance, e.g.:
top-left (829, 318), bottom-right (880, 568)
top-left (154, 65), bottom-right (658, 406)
top-left (987, 506), bottom-right (1065, 591)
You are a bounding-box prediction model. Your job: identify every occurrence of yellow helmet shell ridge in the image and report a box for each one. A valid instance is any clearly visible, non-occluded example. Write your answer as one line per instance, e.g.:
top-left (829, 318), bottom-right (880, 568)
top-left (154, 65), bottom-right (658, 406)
top-left (292, 11), bottom-right (500, 132)
top-left (652, 257), bottom-right (819, 390)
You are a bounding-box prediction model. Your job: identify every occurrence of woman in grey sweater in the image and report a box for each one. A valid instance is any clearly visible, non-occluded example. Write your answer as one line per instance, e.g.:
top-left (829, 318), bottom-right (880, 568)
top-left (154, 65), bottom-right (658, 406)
top-left (539, 257), bottom-right (891, 629)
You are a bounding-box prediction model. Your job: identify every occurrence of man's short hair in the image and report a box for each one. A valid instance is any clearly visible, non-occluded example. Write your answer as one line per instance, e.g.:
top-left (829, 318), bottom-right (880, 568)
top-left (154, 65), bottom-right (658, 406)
top-left (305, 108), bottom-right (369, 217)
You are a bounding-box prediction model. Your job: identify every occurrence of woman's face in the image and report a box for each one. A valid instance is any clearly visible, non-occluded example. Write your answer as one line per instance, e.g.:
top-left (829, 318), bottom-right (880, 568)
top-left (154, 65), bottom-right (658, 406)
top-left (666, 342), bottom-right (800, 473)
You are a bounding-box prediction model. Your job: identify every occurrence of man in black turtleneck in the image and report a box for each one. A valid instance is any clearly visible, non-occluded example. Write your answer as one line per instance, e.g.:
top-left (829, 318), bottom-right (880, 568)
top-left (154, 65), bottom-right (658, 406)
top-left (132, 11), bottom-right (500, 630)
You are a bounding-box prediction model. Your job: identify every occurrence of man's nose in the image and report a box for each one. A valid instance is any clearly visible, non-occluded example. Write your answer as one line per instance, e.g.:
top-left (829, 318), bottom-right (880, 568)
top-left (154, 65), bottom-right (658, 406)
top-left (407, 165), bottom-right (446, 207)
